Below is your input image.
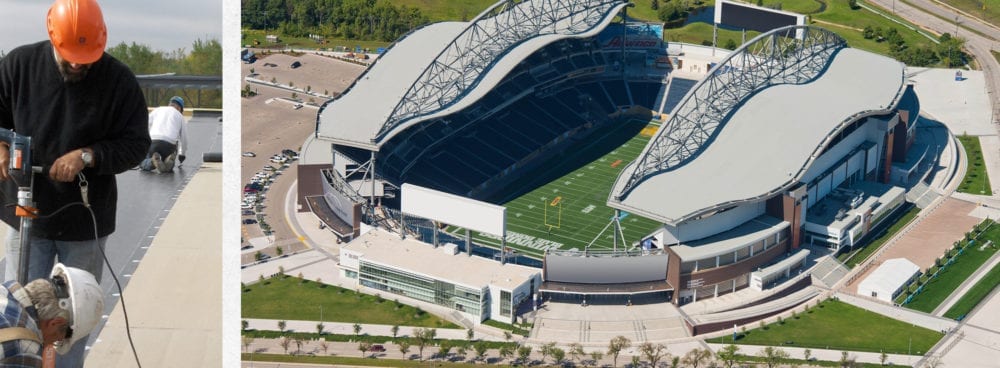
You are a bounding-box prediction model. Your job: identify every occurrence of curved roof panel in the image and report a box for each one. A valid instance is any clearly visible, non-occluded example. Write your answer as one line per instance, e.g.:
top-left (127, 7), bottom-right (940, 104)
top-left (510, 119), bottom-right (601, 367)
top-left (316, 0), bottom-right (628, 150)
top-left (609, 27), bottom-right (905, 224)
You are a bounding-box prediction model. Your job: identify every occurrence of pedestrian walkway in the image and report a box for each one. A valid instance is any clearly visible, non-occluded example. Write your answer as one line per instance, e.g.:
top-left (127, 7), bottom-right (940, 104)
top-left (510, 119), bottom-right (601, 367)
top-left (245, 319), bottom-right (496, 341)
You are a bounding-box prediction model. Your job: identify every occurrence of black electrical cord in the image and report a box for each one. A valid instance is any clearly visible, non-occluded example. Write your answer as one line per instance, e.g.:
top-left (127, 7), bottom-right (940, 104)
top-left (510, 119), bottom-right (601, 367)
top-left (4, 177), bottom-right (142, 368)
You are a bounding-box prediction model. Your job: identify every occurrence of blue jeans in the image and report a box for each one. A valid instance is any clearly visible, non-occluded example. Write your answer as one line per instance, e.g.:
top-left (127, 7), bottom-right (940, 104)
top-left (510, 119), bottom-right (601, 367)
top-left (4, 224), bottom-right (107, 368)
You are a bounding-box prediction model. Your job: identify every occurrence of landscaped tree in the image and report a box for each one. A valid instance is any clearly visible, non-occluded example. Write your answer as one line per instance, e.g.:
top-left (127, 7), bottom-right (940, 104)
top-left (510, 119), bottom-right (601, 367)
top-left (242, 319), bottom-right (249, 331)
top-left (540, 342), bottom-right (557, 363)
top-left (277, 320), bottom-right (286, 333)
top-left (803, 348), bottom-right (811, 362)
top-left (569, 342), bottom-right (585, 364)
top-left (504, 331), bottom-right (513, 342)
top-left (358, 341), bottom-right (372, 357)
top-left (589, 351), bottom-right (604, 367)
top-left (759, 346), bottom-right (789, 368)
top-left (242, 336), bottom-right (254, 353)
top-left (551, 347), bottom-right (566, 366)
top-left (391, 325), bottom-right (400, 340)
top-left (499, 345), bottom-right (514, 365)
top-left (640, 342), bottom-right (668, 368)
top-left (456, 344), bottom-right (468, 361)
top-left (683, 348), bottom-right (712, 368)
top-left (279, 336), bottom-right (292, 354)
top-left (320, 340), bottom-right (329, 355)
top-left (631, 355), bottom-right (641, 368)
top-left (398, 340), bottom-right (411, 359)
top-left (517, 345), bottom-right (533, 366)
top-left (716, 344), bottom-right (739, 368)
top-left (840, 351), bottom-right (857, 367)
top-left (670, 355), bottom-right (680, 368)
top-left (316, 322), bottom-right (324, 335)
top-left (467, 328), bottom-right (475, 341)
top-left (474, 342), bottom-right (490, 362)
top-left (436, 342), bottom-right (453, 361)
top-left (353, 323), bottom-right (362, 337)
top-left (651, 0), bottom-right (660, 10)
top-left (293, 337), bottom-right (304, 355)
top-left (413, 327), bottom-right (434, 361)
top-left (607, 335), bottom-right (632, 367)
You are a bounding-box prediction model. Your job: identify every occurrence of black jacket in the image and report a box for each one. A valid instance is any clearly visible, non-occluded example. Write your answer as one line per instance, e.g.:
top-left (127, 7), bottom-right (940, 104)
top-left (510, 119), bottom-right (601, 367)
top-left (0, 41), bottom-right (149, 240)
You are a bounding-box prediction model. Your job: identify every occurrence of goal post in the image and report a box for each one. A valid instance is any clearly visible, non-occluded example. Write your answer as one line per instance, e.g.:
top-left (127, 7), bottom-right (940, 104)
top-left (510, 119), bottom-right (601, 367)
top-left (544, 197), bottom-right (563, 230)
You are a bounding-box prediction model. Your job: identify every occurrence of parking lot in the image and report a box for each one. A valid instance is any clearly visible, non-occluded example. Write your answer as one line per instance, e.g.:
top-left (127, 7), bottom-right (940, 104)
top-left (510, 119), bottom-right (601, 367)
top-left (240, 51), bottom-right (364, 263)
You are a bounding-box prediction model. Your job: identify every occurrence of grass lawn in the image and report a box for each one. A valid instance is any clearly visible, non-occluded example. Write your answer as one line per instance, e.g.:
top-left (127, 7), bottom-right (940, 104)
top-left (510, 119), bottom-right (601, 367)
top-left (993, 50), bottom-right (1000, 64)
top-left (243, 353), bottom-right (484, 367)
top-left (838, 205), bottom-right (919, 268)
top-left (242, 29), bottom-right (391, 51)
top-left (944, 260), bottom-right (1000, 319)
top-left (663, 22), bottom-right (762, 48)
top-left (708, 300), bottom-right (943, 354)
top-left (956, 135), bottom-right (993, 195)
top-left (242, 276), bottom-right (458, 328)
top-left (452, 119), bottom-right (663, 258)
top-left (904, 221), bottom-right (1000, 313)
top-left (391, 0), bottom-right (495, 22)
top-left (941, 0), bottom-right (1000, 28)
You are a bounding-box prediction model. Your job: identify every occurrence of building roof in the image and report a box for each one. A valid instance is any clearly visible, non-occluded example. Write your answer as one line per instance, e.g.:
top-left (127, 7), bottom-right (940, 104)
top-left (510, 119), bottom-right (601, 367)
top-left (611, 46), bottom-right (904, 224)
top-left (670, 216), bottom-right (788, 261)
top-left (341, 228), bottom-right (540, 290)
top-left (858, 258), bottom-right (920, 295)
top-left (315, 0), bottom-right (627, 150)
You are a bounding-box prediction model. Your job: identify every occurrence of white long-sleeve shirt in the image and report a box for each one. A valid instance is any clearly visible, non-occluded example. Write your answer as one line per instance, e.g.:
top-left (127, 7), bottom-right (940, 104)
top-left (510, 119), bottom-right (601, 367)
top-left (147, 106), bottom-right (188, 156)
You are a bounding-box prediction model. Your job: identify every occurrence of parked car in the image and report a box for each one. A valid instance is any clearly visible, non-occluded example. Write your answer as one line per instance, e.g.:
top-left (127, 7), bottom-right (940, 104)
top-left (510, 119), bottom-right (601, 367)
top-left (290, 60), bottom-right (302, 68)
top-left (242, 210), bottom-right (254, 216)
top-left (242, 151), bottom-right (256, 157)
top-left (243, 219), bottom-right (258, 225)
top-left (370, 344), bottom-right (385, 352)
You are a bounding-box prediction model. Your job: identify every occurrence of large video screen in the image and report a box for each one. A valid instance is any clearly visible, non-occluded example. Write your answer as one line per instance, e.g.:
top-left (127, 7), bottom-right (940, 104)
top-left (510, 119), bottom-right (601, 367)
top-left (716, 0), bottom-right (803, 34)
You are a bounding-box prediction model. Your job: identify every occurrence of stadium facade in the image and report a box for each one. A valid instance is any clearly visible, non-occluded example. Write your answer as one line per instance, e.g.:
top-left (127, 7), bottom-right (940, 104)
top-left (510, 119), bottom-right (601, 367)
top-left (309, 0), bottom-right (920, 320)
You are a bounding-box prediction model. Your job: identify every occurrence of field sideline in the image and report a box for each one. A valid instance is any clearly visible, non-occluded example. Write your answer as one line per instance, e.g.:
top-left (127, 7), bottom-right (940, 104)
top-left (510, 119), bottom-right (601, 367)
top-left (449, 119), bottom-right (663, 259)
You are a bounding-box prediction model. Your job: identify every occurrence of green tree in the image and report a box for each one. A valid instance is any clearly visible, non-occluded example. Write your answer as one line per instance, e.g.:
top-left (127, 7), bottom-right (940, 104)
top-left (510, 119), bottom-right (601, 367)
top-left (241, 319), bottom-right (249, 331)
top-left (607, 335), bottom-right (631, 367)
top-left (353, 323), bottom-right (362, 336)
top-left (569, 342), bottom-right (585, 364)
top-left (391, 325), bottom-right (400, 340)
top-left (716, 344), bottom-right (739, 368)
top-left (436, 342), bottom-right (452, 360)
top-left (640, 342), bottom-right (668, 368)
top-left (358, 341), bottom-right (372, 357)
top-left (413, 327), bottom-right (434, 361)
top-left (540, 342), bottom-right (557, 363)
top-left (474, 342), bottom-right (490, 362)
top-left (398, 340), bottom-right (411, 359)
top-left (499, 345), bottom-right (514, 365)
top-left (652, 0), bottom-right (660, 10)
top-left (316, 322), bottom-right (324, 335)
top-left (760, 346), bottom-right (789, 368)
top-left (277, 320), bottom-right (286, 333)
top-left (279, 336), bottom-right (292, 354)
top-left (589, 351), bottom-right (604, 367)
top-left (725, 39), bottom-right (737, 50)
top-left (517, 345), bottom-right (533, 365)
top-left (683, 348), bottom-right (712, 368)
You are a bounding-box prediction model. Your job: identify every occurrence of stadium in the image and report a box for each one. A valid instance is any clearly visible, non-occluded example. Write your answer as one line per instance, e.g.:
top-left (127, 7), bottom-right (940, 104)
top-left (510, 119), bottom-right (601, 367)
top-left (302, 0), bottom-right (920, 325)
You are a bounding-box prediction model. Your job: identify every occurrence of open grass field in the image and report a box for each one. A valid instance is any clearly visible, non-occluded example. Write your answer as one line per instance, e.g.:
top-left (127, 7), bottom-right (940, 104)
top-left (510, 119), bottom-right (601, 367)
top-left (944, 260), bottom-right (1000, 319)
top-left (242, 29), bottom-right (391, 51)
top-left (838, 205), bottom-right (919, 268)
top-left (904, 221), bottom-right (1000, 313)
top-left (453, 119), bottom-right (663, 259)
top-left (707, 299), bottom-right (944, 354)
top-left (242, 276), bottom-right (458, 328)
top-left (956, 135), bottom-right (993, 195)
top-left (941, 0), bottom-right (1000, 28)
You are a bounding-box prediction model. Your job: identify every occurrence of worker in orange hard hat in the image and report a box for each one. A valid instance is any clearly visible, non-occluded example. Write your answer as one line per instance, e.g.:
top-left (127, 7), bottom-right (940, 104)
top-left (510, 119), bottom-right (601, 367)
top-left (0, 0), bottom-right (149, 366)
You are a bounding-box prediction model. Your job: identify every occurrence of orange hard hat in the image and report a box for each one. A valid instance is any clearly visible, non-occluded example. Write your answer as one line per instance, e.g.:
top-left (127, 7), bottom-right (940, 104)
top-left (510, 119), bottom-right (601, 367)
top-left (47, 0), bottom-right (107, 64)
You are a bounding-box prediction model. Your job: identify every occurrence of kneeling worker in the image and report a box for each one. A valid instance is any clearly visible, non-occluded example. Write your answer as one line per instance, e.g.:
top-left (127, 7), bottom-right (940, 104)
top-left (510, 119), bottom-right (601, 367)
top-left (0, 264), bottom-right (103, 367)
top-left (140, 96), bottom-right (188, 173)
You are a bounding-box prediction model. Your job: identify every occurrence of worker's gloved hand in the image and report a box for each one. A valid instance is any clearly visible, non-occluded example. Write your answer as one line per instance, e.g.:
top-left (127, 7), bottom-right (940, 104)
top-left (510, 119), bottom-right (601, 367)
top-left (178, 154), bottom-right (186, 163)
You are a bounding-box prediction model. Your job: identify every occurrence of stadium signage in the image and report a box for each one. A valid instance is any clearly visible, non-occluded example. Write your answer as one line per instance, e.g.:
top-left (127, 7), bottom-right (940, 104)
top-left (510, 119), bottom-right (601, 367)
top-left (602, 36), bottom-right (661, 49)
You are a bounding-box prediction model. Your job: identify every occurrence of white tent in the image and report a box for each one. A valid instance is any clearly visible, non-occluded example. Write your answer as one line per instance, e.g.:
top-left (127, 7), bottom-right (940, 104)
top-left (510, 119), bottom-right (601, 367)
top-left (858, 258), bottom-right (920, 303)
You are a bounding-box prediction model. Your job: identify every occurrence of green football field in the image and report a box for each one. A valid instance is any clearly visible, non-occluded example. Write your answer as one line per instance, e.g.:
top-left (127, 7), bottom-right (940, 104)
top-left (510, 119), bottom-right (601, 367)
top-left (449, 119), bottom-right (664, 259)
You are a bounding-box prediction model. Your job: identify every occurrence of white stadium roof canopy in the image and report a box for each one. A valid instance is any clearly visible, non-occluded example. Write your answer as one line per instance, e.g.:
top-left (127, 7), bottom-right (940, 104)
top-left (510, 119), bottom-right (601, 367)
top-left (316, 0), bottom-right (629, 150)
top-left (609, 26), bottom-right (905, 225)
